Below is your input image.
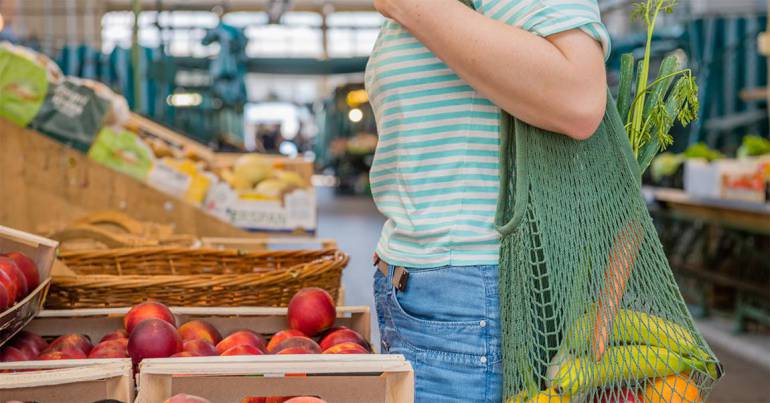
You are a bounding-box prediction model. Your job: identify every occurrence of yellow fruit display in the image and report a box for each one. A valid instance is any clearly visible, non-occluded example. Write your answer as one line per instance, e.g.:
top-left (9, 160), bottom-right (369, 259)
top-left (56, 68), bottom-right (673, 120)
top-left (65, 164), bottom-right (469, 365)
top-left (643, 375), bottom-right (701, 403)
top-left (233, 154), bottom-right (271, 189)
top-left (509, 388), bottom-right (570, 403)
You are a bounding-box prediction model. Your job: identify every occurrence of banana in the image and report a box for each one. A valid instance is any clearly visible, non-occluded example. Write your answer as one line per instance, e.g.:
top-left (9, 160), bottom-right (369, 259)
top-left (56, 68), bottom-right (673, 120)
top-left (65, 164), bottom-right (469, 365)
top-left (564, 308), bottom-right (703, 359)
top-left (548, 345), bottom-right (704, 395)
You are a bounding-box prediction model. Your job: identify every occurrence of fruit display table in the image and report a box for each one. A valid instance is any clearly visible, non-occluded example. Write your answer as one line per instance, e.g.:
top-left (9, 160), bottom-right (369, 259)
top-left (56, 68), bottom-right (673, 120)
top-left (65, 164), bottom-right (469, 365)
top-left (649, 187), bottom-right (770, 331)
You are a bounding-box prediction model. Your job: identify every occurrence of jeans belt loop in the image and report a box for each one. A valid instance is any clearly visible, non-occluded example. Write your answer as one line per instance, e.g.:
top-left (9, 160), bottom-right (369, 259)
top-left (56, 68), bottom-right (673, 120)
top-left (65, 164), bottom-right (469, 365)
top-left (373, 253), bottom-right (409, 292)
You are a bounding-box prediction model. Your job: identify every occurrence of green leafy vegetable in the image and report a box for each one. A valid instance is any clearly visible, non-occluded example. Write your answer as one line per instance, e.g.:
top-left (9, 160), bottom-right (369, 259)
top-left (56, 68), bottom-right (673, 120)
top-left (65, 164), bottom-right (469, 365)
top-left (737, 135), bottom-right (770, 158)
top-left (619, 0), bottom-right (699, 175)
top-left (682, 143), bottom-right (723, 162)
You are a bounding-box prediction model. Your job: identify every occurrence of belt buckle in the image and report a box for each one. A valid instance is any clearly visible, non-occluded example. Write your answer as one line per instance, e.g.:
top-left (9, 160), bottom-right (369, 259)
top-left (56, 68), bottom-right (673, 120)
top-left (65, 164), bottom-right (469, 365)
top-left (392, 266), bottom-right (409, 292)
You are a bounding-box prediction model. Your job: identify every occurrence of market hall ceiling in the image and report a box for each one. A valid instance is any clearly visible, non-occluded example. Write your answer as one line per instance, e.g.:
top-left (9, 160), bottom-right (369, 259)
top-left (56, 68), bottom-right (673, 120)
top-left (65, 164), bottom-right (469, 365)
top-left (104, 0), bottom-right (377, 12)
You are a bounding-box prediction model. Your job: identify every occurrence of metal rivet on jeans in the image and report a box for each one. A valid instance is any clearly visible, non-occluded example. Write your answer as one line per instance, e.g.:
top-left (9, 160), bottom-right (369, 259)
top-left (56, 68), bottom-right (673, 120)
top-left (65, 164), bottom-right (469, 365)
top-left (479, 320), bottom-right (487, 328)
top-left (480, 356), bottom-right (487, 364)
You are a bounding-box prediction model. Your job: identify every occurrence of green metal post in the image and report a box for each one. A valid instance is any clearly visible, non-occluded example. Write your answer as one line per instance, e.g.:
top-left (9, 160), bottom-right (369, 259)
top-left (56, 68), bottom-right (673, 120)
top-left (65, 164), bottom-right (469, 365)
top-left (132, 0), bottom-right (143, 112)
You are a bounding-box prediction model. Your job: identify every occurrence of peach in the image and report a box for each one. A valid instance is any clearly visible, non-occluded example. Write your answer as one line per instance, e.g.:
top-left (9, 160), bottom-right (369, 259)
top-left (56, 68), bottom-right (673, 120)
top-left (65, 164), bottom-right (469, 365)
top-left (100, 329), bottom-right (129, 343)
top-left (127, 318), bottom-right (182, 364)
top-left (0, 346), bottom-right (31, 362)
top-left (287, 288), bottom-right (336, 336)
top-left (124, 301), bottom-right (176, 333)
top-left (216, 330), bottom-right (266, 355)
top-left (10, 331), bottom-right (48, 357)
top-left (164, 393), bottom-right (212, 403)
top-left (285, 398), bottom-right (326, 403)
top-left (37, 347), bottom-right (87, 360)
top-left (275, 347), bottom-right (311, 355)
top-left (47, 334), bottom-right (93, 355)
top-left (322, 342), bottom-right (369, 355)
top-left (0, 257), bottom-right (24, 302)
top-left (272, 337), bottom-right (321, 355)
top-left (266, 329), bottom-right (306, 353)
top-left (171, 351), bottom-right (198, 358)
top-left (183, 340), bottom-right (218, 357)
top-left (3, 252), bottom-right (39, 292)
top-left (318, 328), bottom-right (368, 351)
top-left (89, 339), bottom-right (129, 359)
top-left (220, 344), bottom-right (264, 356)
top-left (178, 320), bottom-right (222, 345)
top-left (643, 375), bottom-right (701, 403)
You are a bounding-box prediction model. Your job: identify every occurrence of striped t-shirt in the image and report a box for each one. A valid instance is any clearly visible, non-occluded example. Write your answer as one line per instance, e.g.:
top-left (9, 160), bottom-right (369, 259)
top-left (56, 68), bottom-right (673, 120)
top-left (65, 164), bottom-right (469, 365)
top-left (365, 0), bottom-right (610, 268)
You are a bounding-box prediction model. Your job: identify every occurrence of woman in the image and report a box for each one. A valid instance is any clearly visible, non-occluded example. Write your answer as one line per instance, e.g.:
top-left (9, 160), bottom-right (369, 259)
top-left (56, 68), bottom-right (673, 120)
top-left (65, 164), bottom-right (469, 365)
top-left (366, 0), bottom-right (610, 401)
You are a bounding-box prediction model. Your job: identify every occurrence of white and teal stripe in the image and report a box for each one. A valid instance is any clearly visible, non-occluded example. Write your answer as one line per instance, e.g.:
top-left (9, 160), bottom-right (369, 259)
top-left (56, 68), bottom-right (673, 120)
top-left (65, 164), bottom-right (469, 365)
top-left (365, 0), bottom-right (610, 268)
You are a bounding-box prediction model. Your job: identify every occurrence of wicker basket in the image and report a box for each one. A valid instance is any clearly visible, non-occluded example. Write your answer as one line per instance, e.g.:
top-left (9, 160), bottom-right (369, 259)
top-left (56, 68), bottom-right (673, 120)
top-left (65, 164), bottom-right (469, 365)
top-left (47, 246), bottom-right (348, 309)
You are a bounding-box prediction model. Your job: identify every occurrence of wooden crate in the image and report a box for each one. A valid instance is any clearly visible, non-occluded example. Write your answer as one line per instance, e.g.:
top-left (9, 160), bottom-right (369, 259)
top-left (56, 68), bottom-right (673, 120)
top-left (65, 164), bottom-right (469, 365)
top-left (0, 225), bottom-right (58, 347)
top-left (0, 117), bottom-right (252, 238)
top-left (0, 359), bottom-right (133, 402)
top-left (135, 355), bottom-right (414, 403)
top-left (28, 306), bottom-right (371, 346)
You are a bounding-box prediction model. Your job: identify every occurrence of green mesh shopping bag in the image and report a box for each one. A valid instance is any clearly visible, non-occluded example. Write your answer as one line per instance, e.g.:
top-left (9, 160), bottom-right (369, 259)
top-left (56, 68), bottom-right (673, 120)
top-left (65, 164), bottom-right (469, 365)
top-left (494, 90), bottom-right (722, 402)
top-left (451, 3), bottom-right (721, 400)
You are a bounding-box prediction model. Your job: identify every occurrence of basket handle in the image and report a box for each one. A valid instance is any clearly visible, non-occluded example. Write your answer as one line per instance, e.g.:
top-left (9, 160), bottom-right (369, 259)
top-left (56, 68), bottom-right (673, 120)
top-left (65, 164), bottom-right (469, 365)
top-left (49, 224), bottom-right (158, 248)
top-left (200, 237), bottom-right (337, 250)
top-left (74, 211), bottom-right (146, 235)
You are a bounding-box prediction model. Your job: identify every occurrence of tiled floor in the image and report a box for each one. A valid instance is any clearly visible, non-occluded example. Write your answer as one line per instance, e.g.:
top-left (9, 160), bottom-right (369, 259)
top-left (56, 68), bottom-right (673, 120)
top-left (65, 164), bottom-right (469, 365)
top-left (316, 188), bottom-right (770, 402)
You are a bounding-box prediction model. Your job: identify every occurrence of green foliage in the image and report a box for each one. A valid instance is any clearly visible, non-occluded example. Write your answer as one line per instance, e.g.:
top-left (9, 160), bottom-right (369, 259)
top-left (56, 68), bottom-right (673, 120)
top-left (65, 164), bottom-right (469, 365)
top-left (737, 135), bottom-right (770, 158)
top-left (683, 143), bottom-right (724, 161)
top-left (618, 0), bottom-right (699, 175)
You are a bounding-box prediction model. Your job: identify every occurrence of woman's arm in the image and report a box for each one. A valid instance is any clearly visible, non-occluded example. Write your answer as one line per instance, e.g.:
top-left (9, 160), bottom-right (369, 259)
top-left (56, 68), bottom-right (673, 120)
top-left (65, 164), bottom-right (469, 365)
top-left (374, 0), bottom-right (607, 140)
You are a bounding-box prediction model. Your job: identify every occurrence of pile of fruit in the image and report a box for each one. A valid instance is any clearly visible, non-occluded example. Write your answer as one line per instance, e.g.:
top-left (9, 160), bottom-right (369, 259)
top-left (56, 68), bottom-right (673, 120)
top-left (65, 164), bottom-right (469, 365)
top-left (0, 251), bottom-right (39, 310)
top-left (0, 287), bottom-right (369, 365)
top-left (509, 308), bottom-right (717, 403)
top-left (166, 394), bottom-right (327, 403)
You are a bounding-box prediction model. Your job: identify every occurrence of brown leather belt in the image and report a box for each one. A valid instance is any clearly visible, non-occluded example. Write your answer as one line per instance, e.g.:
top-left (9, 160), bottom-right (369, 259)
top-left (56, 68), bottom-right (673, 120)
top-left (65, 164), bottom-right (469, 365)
top-left (373, 254), bottom-right (409, 292)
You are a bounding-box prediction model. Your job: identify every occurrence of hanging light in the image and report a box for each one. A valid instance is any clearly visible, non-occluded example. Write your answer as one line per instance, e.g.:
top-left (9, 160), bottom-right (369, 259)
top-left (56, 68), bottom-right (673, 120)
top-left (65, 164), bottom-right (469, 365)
top-left (348, 108), bottom-right (363, 123)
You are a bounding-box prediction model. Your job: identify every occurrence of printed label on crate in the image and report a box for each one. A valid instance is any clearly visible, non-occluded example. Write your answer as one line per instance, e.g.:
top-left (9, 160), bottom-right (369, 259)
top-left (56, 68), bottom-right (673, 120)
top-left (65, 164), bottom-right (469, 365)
top-left (226, 189), bottom-right (316, 232)
top-left (147, 162), bottom-right (193, 199)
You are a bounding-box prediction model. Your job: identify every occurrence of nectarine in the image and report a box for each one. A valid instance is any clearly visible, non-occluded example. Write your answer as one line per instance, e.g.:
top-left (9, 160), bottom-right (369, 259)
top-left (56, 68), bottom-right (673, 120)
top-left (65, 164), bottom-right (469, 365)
top-left (216, 330), bottom-right (266, 355)
top-left (0, 257), bottom-right (24, 302)
top-left (287, 288), bottom-right (336, 336)
top-left (100, 329), bottom-right (129, 343)
top-left (321, 342), bottom-right (369, 354)
top-left (240, 398), bottom-right (267, 403)
top-left (37, 347), bottom-right (87, 360)
top-left (183, 339), bottom-right (218, 356)
top-left (275, 347), bottom-right (311, 355)
top-left (0, 346), bottom-right (31, 362)
top-left (266, 329), bottom-right (306, 353)
top-left (284, 398), bottom-right (327, 403)
top-left (178, 320), bottom-right (222, 345)
top-left (272, 337), bottom-right (321, 354)
top-left (124, 301), bottom-right (176, 333)
top-left (3, 252), bottom-right (39, 292)
top-left (10, 331), bottom-right (48, 357)
top-left (128, 318), bottom-right (182, 364)
top-left (220, 344), bottom-right (264, 356)
top-left (89, 339), bottom-right (129, 359)
top-left (47, 334), bottom-right (93, 355)
top-left (318, 328), bottom-right (368, 351)
top-left (171, 351), bottom-right (197, 358)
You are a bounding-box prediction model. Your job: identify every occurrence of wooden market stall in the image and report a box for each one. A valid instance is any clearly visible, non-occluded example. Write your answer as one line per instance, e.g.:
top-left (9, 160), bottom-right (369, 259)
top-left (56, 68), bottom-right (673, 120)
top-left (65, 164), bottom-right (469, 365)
top-left (0, 117), bottom-right (253, 237)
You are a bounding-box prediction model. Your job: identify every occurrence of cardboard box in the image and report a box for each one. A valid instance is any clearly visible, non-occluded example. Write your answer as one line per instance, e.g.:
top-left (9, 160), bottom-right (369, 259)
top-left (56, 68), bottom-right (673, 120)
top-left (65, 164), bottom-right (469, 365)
top-left (28, 306), bottom-right (371, 347)
top-left (135, 355), bottom-right (413, 403)
top-left (0, 359), bottom-right (133, 403)
top-left (0, 225), bottom-right (58, 346)
top-left (684, 158), bottom-right (769, 203)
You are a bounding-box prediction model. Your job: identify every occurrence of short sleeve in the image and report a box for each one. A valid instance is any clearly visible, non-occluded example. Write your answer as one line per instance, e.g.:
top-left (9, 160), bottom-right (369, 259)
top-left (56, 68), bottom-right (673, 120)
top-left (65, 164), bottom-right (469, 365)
top-left (475, 0), bottom-right (611, 60)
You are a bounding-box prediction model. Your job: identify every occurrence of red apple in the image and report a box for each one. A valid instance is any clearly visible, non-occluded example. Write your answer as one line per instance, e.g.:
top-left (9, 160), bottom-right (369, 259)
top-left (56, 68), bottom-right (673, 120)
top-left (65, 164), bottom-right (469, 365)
top-left (0, 257), bottom-right (25, 302)
top-left (127, 318), bottom-right (182, 364)
top-left (595, 388), bottom-right (642, 403)
top-left (100, 329), bottom-right (129, 343)
top-left (318, 328), bottom-right (368, 351)
top-left (0, 347), bottom-right (31, 362)
top-left (285, 398), bottom-right (327, 403)
top-left (124, 301), bottom-right (176, 333)
top-left (220, 345), bottom-right (265, 356)
top-left (3, 252), bottom-right (39, 292)
top-left (266, 329), bottom-right (306, 353)
top-left (37, 347), bottom-right (87, 360)
top-left (183, 340), bottom-right (218, 357)
top-left (10, 331), bottom-right (48, 357)
top-left (272, 337), bottom-right (321, 355)
top-left (216, 330), bottom-right (266, 355)
top-left (47, 334), bottom-right (93, 355)
top-left (276, 348), bottom-right (311, 355)
top-left (287, 288), bottom-right (336, 337)
top-left (164, 393), bottom-right (212, 403)
top-left (178, 320), bottom-right (222, 345)
top-left (322, 342), bottom-right (369, 355)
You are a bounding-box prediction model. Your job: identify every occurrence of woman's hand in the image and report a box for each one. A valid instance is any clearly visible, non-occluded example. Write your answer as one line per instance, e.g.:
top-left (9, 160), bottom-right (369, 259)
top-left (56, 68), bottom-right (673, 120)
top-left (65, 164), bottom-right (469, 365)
top-left (372, 0), bottom-right (607, 140)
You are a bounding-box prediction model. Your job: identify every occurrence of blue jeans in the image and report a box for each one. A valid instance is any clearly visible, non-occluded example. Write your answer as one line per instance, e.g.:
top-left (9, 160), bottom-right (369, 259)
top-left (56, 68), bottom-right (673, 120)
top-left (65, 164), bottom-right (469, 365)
top-left (373, 264), bottom-right (503, 402)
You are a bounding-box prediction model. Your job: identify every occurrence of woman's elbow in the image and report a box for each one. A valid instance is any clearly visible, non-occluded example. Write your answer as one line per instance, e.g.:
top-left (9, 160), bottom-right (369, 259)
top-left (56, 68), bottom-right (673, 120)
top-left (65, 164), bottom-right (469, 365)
top-left (560, 91), bottom-right (606, 141)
